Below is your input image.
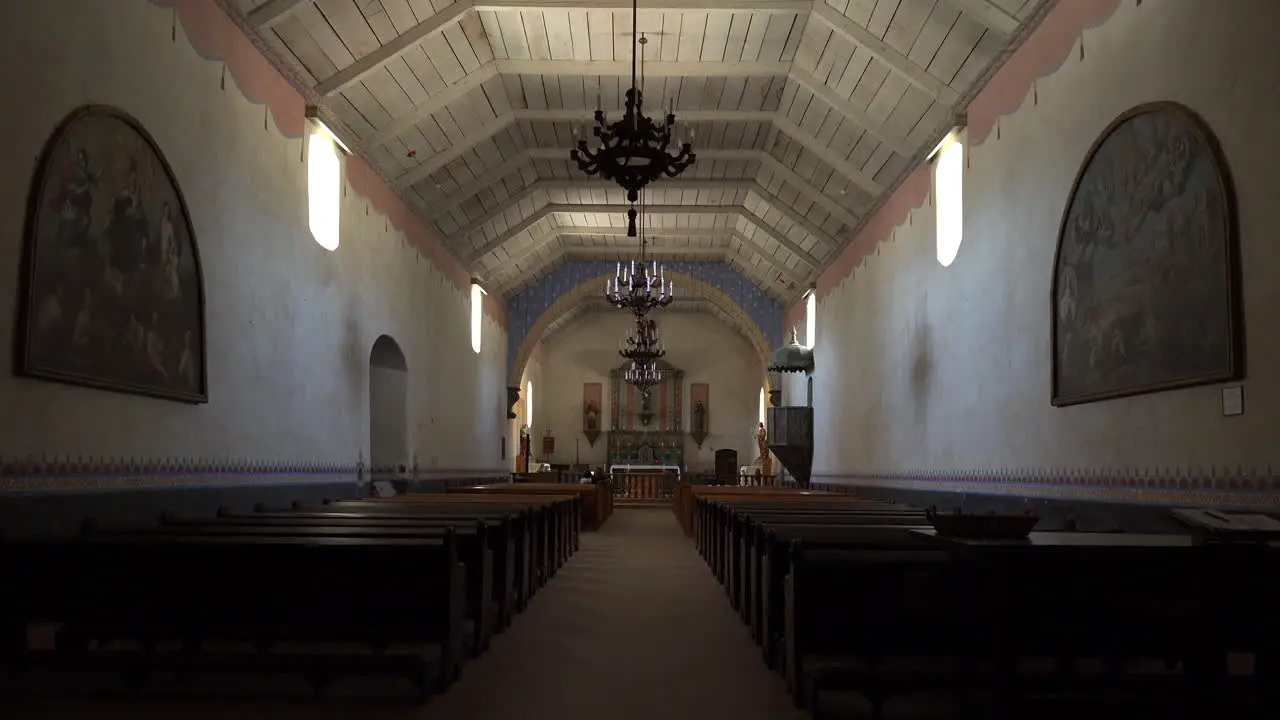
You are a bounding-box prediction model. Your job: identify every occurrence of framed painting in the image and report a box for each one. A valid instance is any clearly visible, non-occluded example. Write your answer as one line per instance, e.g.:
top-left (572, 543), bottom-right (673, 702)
top-left (15, 105), bottom-right (208, 403)
top-left (1050, 102), bottom-right (1242, 406)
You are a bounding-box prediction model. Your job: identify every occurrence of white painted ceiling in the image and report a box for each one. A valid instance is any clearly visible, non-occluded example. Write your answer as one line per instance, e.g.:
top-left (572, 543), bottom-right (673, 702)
top-left (233, 0), bottom-right (1052, 302)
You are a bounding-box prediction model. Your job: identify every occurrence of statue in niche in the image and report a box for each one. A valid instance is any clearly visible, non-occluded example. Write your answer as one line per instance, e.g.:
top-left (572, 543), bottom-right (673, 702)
top-left (584, 399), bottom-right (599, 432)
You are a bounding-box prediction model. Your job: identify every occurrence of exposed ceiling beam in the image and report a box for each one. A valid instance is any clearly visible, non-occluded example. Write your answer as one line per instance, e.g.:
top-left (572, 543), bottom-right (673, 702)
top-left (770, 115), bottom-right (881, 195)
top-left (389, 109), bottom-right (773, 187)
top-left (475, 1), bottom-right (812, 11)
top-left (427, 154), bottom-right (534, 220)
top-left (467, 203), bottom-right (821, 274)
top-left (447, 179), bottom-right (756, 238)
top-left (946, 0), bottom-right (1021, 34)
top-left (490, 226), bottom-right (805, 294)
top-left (736, 214), bottom-right (822, 274)
top-left (788, 68), bottom-right (912, 156)
top-left (365, 56), bottom-right (786, 148)
top-left (744, 184), bottom-right (840, 248)
top-left (423, 147), bottom-right (861, 230)
top-left (810, 3), bottom-right (959, 104)
top-left (373, 107), bottom-right (772, 152)
top-left (464, 204), bottom-right (742, 265)
top-left (245, 0), bottom-right (308, 29)
top-left (445, 178), bottom-right (838, 250)
top-left (753, 152), bottom-right (862, 228)
top-left (489, 227), bottom-right (736, 293)
top-left (315, 4), bottom-right (473, 97)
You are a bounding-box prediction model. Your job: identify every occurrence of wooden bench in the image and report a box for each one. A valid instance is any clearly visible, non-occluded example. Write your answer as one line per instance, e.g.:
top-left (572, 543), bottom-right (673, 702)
top-left (694, 490), bottom-right (1280, 719)
top-left (450, 482), bottom-right (610, 531)
top-left (202, 512), bottom-right (521, 630)
top-left (0, 532), bottom-right (467, 702)
top-left (104, 518), bottom-right (497, 656)
top-left (330, 494), bottom-right (574, 589)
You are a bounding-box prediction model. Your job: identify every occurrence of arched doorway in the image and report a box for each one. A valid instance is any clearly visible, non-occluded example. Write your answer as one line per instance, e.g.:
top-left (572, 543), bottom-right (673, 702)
top-left (369, 335), bottom-right (408, 478)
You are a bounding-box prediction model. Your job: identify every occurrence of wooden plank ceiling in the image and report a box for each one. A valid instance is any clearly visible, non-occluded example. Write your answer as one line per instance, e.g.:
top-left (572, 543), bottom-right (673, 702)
top-left (234, 0), bottom-right (1049, 301)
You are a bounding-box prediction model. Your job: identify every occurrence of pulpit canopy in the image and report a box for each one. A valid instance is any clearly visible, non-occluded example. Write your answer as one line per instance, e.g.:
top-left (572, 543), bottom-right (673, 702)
top-left (768, 327), bottom-right (814, 375)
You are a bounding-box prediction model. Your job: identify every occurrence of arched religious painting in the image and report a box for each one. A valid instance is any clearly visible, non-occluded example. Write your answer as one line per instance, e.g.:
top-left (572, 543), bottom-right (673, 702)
top-left (16, 105), bottom-right (207, 403)
top-left (1051, 102), bottom-right (1242, 407)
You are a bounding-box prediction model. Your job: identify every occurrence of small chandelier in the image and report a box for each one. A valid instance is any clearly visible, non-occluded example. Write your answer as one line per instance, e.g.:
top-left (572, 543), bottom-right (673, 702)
top-left (570, 0), bottom-right (695, 213)
top-left (624, 361), bottom-right (662, 394)
top-left (619, 316), bottom-right (665, 366)
top-left (619, 317), bottom-right (666, 395)
top-left (607, 255), bottom-right (673, 315)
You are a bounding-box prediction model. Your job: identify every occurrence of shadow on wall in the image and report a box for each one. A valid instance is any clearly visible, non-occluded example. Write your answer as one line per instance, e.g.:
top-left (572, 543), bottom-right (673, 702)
top-left (910, 308), bottom-right (935, 420)
top-left (369, 335), bottom-right (409, 475)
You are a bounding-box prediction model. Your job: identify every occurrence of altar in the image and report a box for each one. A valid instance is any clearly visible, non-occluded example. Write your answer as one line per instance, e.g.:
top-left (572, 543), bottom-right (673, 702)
top-left (606, 361), bottom-right (685, 470)
top-left (610, 464), bottom-right (681, 476)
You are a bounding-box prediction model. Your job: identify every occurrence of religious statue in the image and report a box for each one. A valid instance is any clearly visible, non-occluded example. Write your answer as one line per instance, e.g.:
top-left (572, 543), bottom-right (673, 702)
top-left (755, 422), bottom-right (773, 476)
top-left (691, 400), bottom-right (708, 447)
top-left (584, 399), bottom-right (599, 431)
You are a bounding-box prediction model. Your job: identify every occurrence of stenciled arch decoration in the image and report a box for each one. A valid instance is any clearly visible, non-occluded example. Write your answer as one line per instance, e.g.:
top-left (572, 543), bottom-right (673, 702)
top-left (508, 269), bottom-right (773, 388)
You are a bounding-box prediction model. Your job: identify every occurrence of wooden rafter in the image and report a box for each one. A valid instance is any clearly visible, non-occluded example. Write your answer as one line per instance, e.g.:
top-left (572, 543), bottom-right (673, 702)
top-left (946, 0), bottom-right (1021, 34)
top-left (389, 109), bottom-right (774, 188)
top-left (809, 3), bottom-right (960, 104)
top-left (422, 147), bottom-right (861, 230)
top-left (787, 67), bottom-right (912, 156)
top-left (245, 0), bottom-right (308, 29)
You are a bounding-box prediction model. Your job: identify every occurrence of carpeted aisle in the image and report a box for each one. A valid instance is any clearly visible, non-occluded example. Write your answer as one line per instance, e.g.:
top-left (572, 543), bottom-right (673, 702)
top-left (4, 509), bottom-right (803, 720)
top-left (423, 508), bottom-right (803, 720)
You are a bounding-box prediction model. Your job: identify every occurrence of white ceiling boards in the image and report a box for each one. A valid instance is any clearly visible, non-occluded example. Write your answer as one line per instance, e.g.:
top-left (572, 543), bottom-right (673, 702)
top-left (231, 0), bottom-right (1051, 301)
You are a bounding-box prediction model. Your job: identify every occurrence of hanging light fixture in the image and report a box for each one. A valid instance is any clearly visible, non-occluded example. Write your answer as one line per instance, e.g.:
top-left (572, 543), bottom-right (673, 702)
top-left (570, 0), bottom-right (695, 217)
top-left (619, 316), bottom-right (666, 395)
top-left (604, 217), bottom-right (674, 315)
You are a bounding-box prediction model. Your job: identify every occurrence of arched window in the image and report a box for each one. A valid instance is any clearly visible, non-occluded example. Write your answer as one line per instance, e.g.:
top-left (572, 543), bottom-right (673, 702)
top-left (470, 281), bottom-right (485, 354)
top-left (805, 290), bottom-right (816, 348)
top-left (526, 380), bottom-right (534, 428)
top-left (307, 131), bottom-right (341, 251)
top-left (935, 134), bottom-right (964, 267)
top-left (758, 386), bottom-right (766, 424)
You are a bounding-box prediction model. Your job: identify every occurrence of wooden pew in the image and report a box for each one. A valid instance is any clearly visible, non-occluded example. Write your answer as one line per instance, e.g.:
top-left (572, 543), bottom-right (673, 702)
top-left (366, 493), bottom-right (577, 565)
top-left (450, 482), bottom-right (609, 532)
top-left (330, 495), bottom-right (571, 590)
top-left (0, 532), bottom-right (467, 701)
top-left (202, 512), bottom-right (520, 631)
top-left (110, 518), bottom-right (497, 656)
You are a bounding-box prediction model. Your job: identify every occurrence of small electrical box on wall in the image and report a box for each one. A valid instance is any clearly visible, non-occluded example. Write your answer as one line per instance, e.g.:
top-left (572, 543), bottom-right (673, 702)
top-left (1221, 386), bottom-right (1244, 417)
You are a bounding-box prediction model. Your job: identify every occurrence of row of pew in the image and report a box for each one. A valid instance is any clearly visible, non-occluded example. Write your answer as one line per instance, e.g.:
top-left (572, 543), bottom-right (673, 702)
top-left (675, 484), bottom-right (1280, 719)
top-left (0, 482), bottom-right (607, 702)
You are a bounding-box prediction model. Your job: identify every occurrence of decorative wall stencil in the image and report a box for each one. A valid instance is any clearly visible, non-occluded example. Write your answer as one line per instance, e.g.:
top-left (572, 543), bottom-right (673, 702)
top-left (17, 105), bottom-right (207, 403)
top-left (690, 383), bottom-right (709, 448)
top-left (810, 465), bottom-right (1280, 510)
top-left (582, 382), bottom-right (602, 447)
top-left (1051, 102), bottom-right (1241, 406)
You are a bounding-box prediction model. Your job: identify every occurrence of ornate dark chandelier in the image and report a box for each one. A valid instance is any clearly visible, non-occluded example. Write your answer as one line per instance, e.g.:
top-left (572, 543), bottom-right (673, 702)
top-left (569, 0), bottom-right (695, 220)
top-left (606, 254), bottom-right (673, 315)
top-left (620, 316), bottom-right (665, 366)
top-left (619, 317), bottom-right (666, 395)
top-left (624, 361), bottom-right (662, 394)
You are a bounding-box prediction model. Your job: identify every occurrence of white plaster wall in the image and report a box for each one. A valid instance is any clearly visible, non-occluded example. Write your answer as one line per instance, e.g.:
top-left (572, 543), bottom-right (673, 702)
top-left (538, 311), bottom-right (762, 470)
top-left (0, 0), bottom-right (508, 471)
top-left (814, 0), bottom-right (1280, 477)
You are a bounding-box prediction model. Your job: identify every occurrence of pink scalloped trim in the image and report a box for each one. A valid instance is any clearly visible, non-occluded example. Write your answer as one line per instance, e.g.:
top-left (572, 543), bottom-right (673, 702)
top-left (155, 0), bottom-right (505, 326)
top-left (815, 0), bottom-right (1125, 301)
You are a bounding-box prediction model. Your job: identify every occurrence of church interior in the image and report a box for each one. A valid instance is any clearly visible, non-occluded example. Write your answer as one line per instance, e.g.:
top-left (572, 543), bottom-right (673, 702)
top-left (1, 0), bottom-right (1278, 718)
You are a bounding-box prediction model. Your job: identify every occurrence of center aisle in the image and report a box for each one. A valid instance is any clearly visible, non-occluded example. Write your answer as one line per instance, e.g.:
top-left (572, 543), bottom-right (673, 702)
top-left (426, 508), bottom-right (804, 720)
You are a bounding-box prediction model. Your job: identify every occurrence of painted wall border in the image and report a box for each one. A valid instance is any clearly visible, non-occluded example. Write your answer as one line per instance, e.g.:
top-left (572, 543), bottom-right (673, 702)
top-left (145, 0), bottom-right (505, 325)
